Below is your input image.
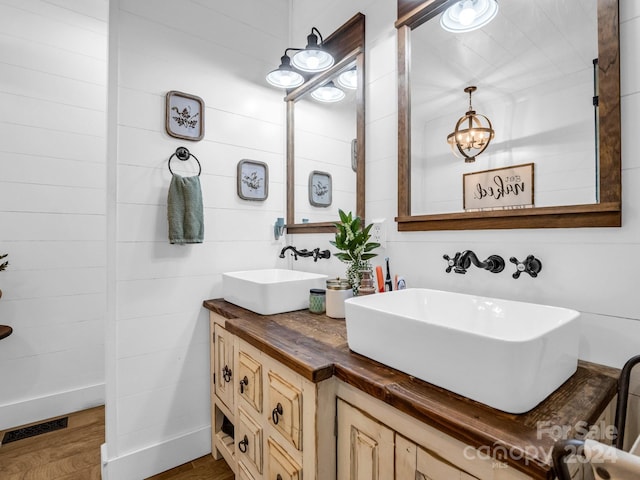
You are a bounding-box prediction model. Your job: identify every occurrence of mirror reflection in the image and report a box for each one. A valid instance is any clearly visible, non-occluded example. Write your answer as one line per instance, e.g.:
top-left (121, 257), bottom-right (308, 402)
top-left (294, 65), bottom-right (357, 223)
top-left (410, 0), bottom-right (598, 215)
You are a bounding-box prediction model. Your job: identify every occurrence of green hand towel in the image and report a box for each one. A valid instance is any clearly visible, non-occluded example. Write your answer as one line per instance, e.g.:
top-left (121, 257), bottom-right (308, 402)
top-left (168, 174), bottom-right (204, 244)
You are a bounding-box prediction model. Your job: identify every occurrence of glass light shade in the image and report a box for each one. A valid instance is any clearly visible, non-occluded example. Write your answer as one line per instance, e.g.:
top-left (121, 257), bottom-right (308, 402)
top-left (266, 68), bottom-right (304, 88)
top-left (266, 54), bottom-right (305, 88)
top-left (311, 82), bottom-right (345, 103)
top-left (447, 114), bottom-right (494, 163)
top-left (291, 32), bottom-right (334, 72)
top-left (337, 68), bottom-right (357, 90)
top-left (440, 0), bottom-right (499, 33)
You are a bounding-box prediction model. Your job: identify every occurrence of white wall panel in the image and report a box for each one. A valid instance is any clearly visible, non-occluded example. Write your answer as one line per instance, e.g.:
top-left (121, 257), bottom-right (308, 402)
top-left (0, 0), bottom-right (107, 430)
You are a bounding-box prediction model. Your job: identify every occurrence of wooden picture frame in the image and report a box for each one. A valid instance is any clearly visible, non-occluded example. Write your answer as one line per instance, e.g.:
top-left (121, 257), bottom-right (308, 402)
top-left (237, 160), bottom-right (268, 201)
top-left (165, 90), bottom-right (204, 141)
top-left (463, 163), bottom-right (534, 211)
top-left (308, 171), bottom-right (332, 207)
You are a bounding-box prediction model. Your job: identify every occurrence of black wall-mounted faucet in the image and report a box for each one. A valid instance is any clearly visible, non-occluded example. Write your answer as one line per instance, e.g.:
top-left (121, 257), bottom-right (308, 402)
top-left (279, 245), bottom-right (330, 262)
top-left (443, 250), bottom-right (505, 274)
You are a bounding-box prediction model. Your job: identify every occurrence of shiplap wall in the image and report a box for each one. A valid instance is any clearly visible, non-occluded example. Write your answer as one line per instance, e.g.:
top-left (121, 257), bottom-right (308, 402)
top-left (0, 0), bottom-right (107, 430)
top-left (103, 1), bottom-right (289, 478)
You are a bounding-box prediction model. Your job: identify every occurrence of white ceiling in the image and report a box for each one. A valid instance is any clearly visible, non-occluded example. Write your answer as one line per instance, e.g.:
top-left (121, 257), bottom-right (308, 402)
top-left (411, 0), bottom-right (598, 122)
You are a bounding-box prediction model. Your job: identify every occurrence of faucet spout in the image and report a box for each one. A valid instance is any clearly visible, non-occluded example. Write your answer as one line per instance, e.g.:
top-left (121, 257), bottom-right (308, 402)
top-left (279, 245), bottom-right (298, 260)
top-left (454, 250), bottom-right (505, 274)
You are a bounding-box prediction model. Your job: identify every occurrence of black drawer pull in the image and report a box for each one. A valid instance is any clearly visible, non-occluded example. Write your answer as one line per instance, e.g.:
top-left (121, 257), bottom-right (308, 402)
top-left (239, 375), bottom-right (249, 394)
top-left (222, 365), bottom-right (232, 383)
top-left (238, 435), bottom-right (248, 453)
top-left (272, 402), bottom-right (283, 425)
top-left (277, 475), bottom-right (283, 480)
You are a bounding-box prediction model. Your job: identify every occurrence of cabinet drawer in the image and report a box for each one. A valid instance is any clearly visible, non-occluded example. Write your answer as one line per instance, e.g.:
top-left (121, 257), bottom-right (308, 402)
top-left (268, 437), bottom-right (301, 480)
top-left (416, 443), bottom-right (478, 480)
top-left (268, 371), bottom-right (302, 450)
top-left (238, 350), bottom-right (263, 413)
top-left (236, 460), bottom-right (255, 480)
top-left (237, 407), bottom-right (263, 474)
top-left (238, 461), bottom-right (256, 480)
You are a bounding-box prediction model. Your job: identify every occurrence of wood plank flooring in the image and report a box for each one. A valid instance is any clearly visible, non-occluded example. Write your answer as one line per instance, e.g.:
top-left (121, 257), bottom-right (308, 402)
top-left (0, 406), bottom-right (234, 480)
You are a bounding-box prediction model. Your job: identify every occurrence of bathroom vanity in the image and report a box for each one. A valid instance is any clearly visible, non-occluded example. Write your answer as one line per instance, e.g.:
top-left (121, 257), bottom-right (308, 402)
top-left (203, 299), bottom-right (618, 480)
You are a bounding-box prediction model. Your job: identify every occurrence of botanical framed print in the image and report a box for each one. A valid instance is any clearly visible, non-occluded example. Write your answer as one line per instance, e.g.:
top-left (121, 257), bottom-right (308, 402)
top-left (237, 159), bottom-right (268, 201)
top-left (308, 170), bottom-right (332, 207)
top-left (165, 90), bottom-right (204, 141)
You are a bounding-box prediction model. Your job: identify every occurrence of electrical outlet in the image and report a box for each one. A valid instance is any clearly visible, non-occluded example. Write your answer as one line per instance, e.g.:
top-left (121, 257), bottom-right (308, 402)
top-left (370, 218), bottom-right (386, 249)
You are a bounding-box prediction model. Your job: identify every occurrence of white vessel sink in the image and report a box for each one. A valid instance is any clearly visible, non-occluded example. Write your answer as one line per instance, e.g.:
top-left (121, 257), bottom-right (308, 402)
top-left (344, 288), bottom-right (580, 413)
top-left (223, 269), bottom-right (327, 315)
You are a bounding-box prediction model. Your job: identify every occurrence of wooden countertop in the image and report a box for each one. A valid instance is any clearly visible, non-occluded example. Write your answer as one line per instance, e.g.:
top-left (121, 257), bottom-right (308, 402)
top-left (203, 299), bottom-right (619, 479)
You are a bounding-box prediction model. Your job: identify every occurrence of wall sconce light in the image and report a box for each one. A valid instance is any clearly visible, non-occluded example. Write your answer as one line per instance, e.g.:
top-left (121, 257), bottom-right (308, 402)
top-left (291, 27), bottom-right (334, 72)
top-left (440, 0), bottom-right (499, 33)
top-left (311, 81), bottom-right (345, 103)
top-left (446, 86), bottom-right (494, 163)
top-left (266, 49), bottom-right (305, 89)
top-left (266, 28), bottom-right (334, 88)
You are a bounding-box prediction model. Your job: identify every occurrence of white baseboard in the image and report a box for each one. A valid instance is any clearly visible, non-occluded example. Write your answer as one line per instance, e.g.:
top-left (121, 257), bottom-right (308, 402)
top-left (101, 425), bottom-right (211, 480)
top-left (0, 383), bottom-right (105, 431)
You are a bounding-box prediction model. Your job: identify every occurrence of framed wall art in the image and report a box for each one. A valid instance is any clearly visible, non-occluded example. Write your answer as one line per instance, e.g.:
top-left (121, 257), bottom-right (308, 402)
top-left (463, 163), bottom-right (534, 210)
top-left (237, 159), bottom-right (268, 201)
top-left (308, 170), bottom-right (332, 207)
top-left (165, 90), bottom-right (204, 141)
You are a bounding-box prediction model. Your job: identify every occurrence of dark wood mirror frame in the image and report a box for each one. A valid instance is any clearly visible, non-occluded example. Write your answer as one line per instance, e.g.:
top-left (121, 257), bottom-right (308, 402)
top-left (285, 13), bottom-right (365, 234)
top-left (396, 0), bottom-right (621, 231)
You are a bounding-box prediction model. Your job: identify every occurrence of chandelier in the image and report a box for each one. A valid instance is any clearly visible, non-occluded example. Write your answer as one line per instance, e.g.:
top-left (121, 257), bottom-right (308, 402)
top-left (446, 86), bottom-right (494, 163)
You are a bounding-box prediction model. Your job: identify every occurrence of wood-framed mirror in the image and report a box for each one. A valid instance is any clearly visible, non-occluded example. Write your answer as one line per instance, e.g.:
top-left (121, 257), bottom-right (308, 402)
top-left (285, 13), bottom-right (365, 234)
top-left (396, 0), bottom-right (621, 231)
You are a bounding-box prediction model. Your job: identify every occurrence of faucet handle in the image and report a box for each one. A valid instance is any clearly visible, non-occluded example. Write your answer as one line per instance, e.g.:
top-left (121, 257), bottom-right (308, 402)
top-left (509, 255), bottom-right (542, 279)
top-left (443, 253), bottom-right (461, 273)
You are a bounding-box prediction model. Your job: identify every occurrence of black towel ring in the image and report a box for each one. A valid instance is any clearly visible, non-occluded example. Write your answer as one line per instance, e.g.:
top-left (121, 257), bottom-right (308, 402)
top-left (168, 147), bottom-right (201, 176)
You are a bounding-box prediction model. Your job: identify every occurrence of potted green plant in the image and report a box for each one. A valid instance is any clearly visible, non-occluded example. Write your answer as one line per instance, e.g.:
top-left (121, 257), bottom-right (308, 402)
top-left (330, 210), bottom-right (380, 295)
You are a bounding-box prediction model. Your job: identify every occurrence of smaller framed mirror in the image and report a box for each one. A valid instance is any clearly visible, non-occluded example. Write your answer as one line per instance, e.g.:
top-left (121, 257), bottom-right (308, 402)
top-left (285, 13), bottom-right (366, 234)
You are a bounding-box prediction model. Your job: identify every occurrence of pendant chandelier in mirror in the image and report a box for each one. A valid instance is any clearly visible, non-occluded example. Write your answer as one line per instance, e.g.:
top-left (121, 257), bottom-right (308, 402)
top-left (446, 86), bottom-right (494, 163)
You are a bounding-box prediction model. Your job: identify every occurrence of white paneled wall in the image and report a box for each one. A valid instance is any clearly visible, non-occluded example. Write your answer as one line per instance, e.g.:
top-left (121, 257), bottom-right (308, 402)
top-left (104, 1), bottom-right (289, 478)
top-left (0, 0), bottom-right (107, 430)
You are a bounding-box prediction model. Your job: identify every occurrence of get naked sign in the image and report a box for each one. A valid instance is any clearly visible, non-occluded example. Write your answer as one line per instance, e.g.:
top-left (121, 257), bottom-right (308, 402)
top-left (463, 163), bottom-right (534, 210)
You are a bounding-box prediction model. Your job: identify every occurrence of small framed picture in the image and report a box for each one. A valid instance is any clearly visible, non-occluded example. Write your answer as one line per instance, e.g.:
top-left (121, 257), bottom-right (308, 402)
top-left (165, 90), bottom-right (204, 141)
top-left (237, 160), bottom-right (269, 201)
top-left (308, 170), bottom-right (332, 207)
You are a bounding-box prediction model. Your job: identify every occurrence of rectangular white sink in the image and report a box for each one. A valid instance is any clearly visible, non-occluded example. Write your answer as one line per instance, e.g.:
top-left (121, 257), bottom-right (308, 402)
top-left (223, 269), bottom-right (327, 315)
top-left (344, 288), bottom-right (580, 413)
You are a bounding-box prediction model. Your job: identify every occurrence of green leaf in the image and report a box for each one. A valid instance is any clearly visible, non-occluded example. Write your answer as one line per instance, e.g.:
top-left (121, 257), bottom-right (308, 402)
top-left (335, 253), bottom-right (352, 262)
top-left (364, 242), bottom-right (380, 252)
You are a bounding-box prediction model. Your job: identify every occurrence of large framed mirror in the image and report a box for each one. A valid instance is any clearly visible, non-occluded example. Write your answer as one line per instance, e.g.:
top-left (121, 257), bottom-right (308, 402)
top-left (396, 0), bottom-right (620, 231)
top-left (285, 13), bottom-right (365, 234)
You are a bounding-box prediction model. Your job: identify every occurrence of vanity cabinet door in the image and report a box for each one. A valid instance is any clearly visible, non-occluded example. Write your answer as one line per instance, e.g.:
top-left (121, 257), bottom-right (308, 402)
top-left (337, 399), bottom-right (394, 480)
top-left (238, 350), bottom-right (263, 413)
top-left (396, 434), bottom-right (478, 480)
top-left (268, 371), bottom-right (302, 450)
top-left (237, 407), bottom-right (263, 475)
top-left (214, 324), bottom-right (234, 411)
top-left (267, 437), bottom-right (301, 480)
